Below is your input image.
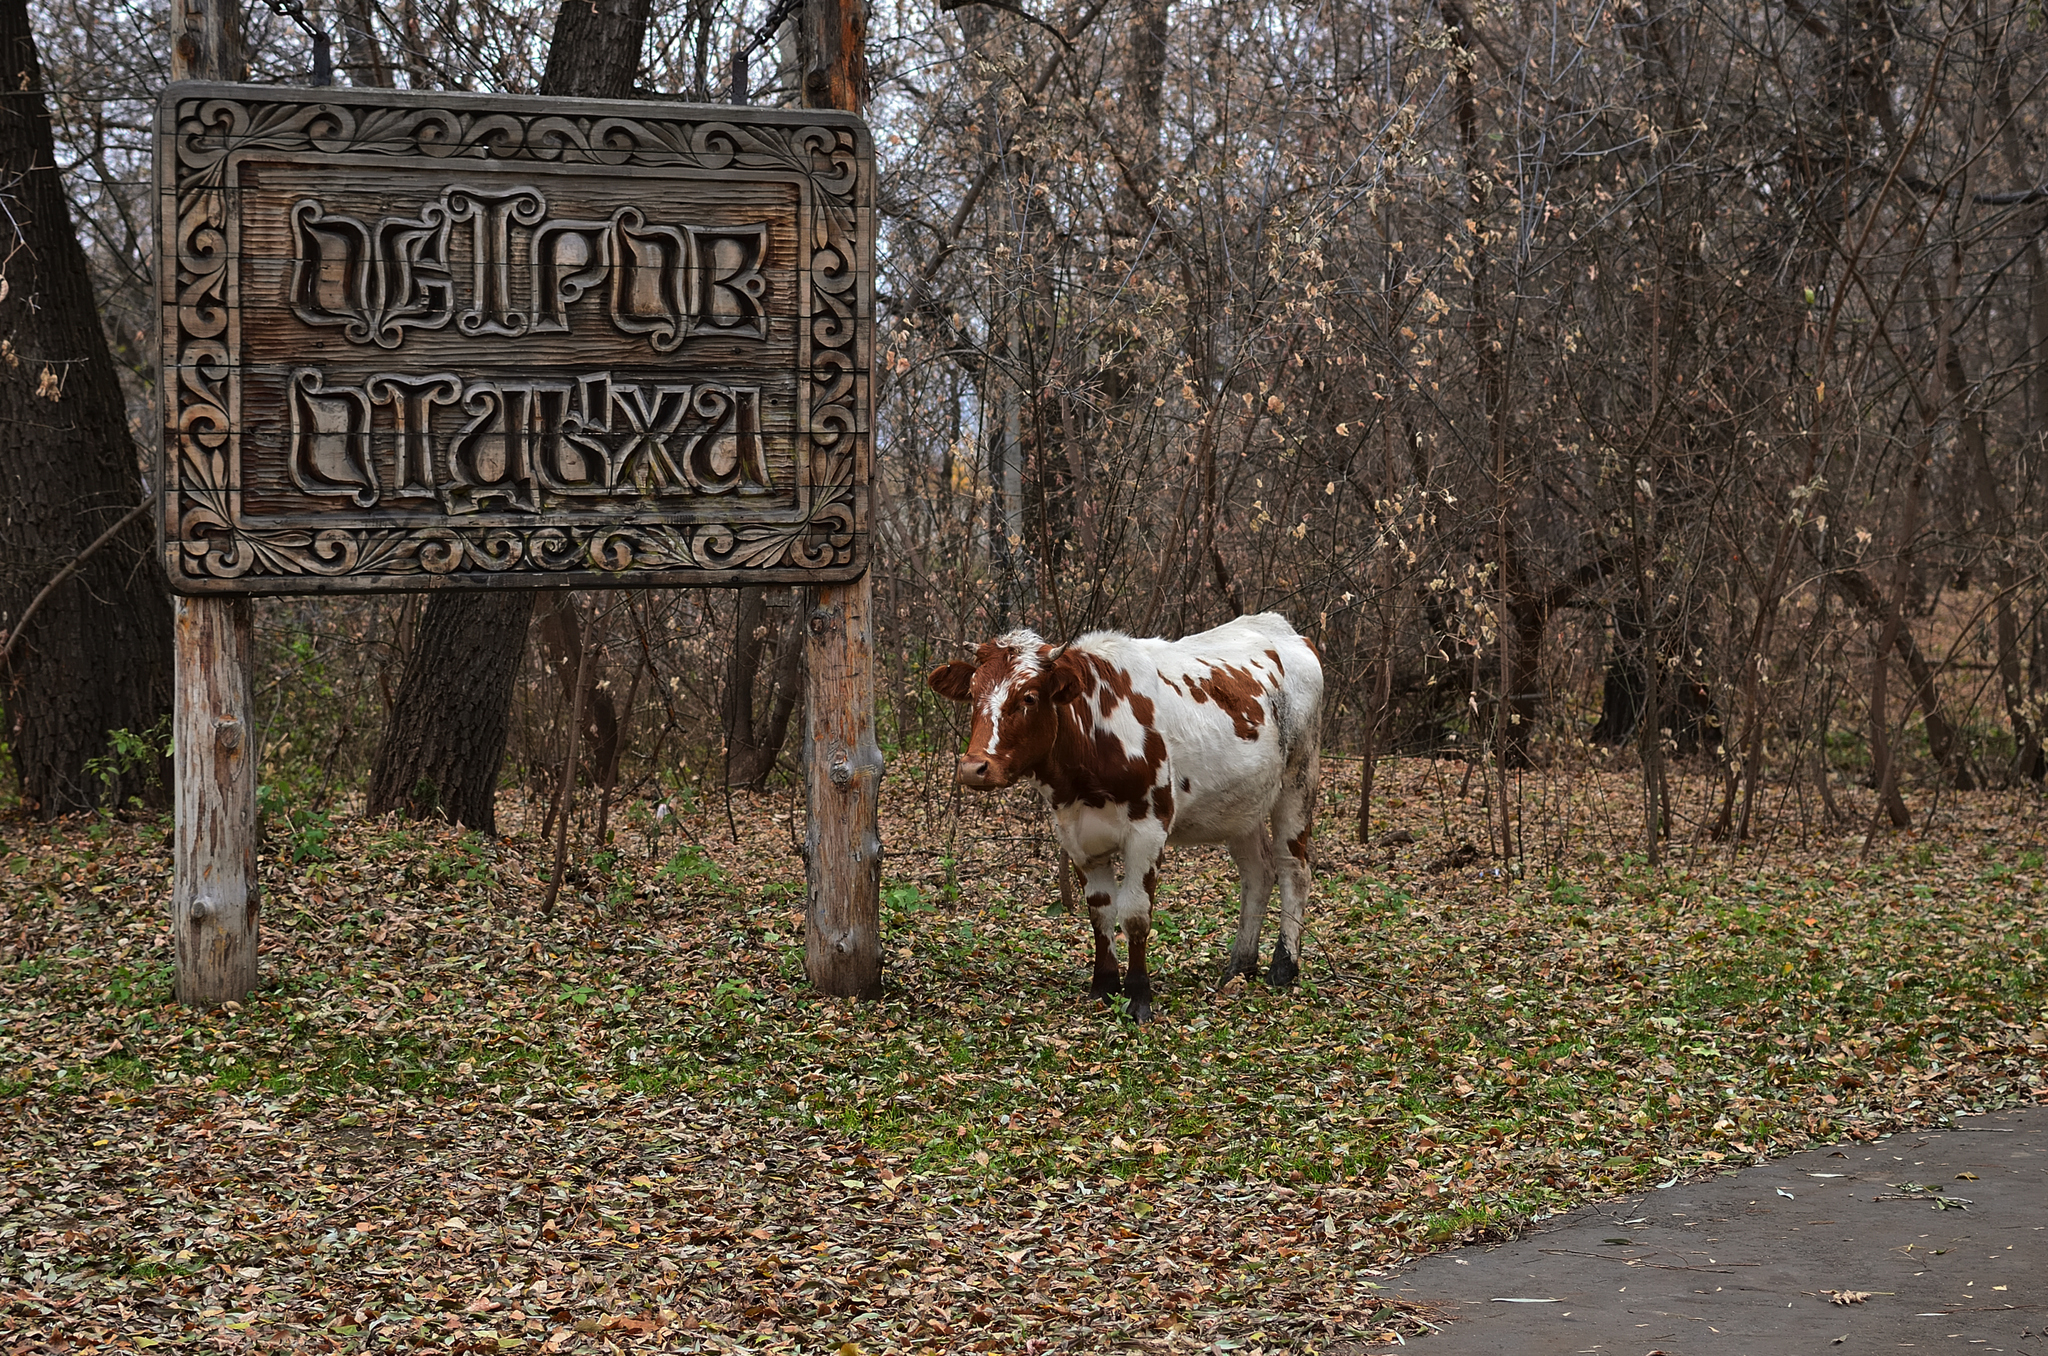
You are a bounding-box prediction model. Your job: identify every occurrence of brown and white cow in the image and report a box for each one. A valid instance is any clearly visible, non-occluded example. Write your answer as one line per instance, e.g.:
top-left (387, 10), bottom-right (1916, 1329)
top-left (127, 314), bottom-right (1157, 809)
top-left (928, 612), bottom-right (1322, 1022)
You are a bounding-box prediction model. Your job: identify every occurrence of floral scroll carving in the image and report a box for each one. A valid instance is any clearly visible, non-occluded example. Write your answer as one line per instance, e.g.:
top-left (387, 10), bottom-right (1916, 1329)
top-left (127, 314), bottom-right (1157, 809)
top-left (157, 84), bottom-right (872, 593)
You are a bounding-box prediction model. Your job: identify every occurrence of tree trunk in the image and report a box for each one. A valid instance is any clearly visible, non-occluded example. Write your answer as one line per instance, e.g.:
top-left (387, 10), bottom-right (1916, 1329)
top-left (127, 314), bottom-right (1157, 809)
top-left (1590, 605), bottom-right (1650, 747)
top-left (537, 592), bottom-right (622, 795)
top-left (360, 0), bottom-right (654, 830)
top-left (1498, 549), bottom-right (1546, 770)
top-left (1832, 562), bottom-right (1971, 794)
top-left (722, 586), bottom-right (804, 790)
top-left (365, 592), bottom-right (532, 831)
top-left (543, 0), bottom-right (654, 100)
top-left (337, 0), bottom-right (394, 88)
top-left (1950, 348), bottom-right (2040, 785)
top-left (0, 0), bottom-right (173, 817)
top-left (1863, 436), bottom-right (1931, 830)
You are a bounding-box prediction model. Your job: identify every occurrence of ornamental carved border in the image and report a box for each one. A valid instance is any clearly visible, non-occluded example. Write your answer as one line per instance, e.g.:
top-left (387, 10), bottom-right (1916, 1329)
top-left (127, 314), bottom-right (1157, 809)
top-left (156, 83), bottom-right (872, 593)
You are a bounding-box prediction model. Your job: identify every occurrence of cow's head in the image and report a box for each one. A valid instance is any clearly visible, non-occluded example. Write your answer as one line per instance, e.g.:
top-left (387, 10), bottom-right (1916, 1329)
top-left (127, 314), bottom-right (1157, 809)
top-left (928, 631), bottom-right (1083, 790)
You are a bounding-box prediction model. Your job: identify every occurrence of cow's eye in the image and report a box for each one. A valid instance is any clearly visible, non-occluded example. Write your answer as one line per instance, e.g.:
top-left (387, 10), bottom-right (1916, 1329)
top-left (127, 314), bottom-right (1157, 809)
top-left (1020, 692), bottom-right (1039, 707)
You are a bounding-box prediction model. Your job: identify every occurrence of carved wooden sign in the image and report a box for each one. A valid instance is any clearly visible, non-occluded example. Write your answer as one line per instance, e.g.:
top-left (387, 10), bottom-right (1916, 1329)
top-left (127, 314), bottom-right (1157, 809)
top-left (156, 84), bottom-right (873, 593)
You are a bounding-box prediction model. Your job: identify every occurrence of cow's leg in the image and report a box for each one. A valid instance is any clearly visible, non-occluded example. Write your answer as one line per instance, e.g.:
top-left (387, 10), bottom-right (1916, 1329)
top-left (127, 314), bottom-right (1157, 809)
top-left (1266, 739), bottom-right (1320, 989)
top-left (1122, 864), bottom-right (1160, 1024)
top-left (1082, 861), bottom-right (1121, 1000)
top-left (1222, 828), bottom-right (1276, 983)
top-left (1118, 829), bottom-right (1167, 1023)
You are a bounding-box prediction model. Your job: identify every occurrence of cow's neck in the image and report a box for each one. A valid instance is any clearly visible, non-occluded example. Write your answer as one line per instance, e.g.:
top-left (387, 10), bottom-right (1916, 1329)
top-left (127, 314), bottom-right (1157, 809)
top-left (1019, 701), bottom-right (1088, 806)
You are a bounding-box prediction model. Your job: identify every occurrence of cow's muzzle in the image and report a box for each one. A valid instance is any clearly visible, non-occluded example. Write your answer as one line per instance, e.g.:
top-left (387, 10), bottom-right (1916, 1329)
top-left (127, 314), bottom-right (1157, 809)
top-left (956, 754), bottom-right (1005, 790)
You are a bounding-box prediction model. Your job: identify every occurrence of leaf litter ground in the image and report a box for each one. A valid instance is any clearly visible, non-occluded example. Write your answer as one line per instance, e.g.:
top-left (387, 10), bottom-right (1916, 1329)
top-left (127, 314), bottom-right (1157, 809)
top-left (3, 758), bottom-right (2046, 1353)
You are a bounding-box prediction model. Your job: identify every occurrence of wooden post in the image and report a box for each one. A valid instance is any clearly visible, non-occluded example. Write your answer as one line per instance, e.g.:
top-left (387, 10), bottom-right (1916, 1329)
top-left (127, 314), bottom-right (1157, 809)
top-left (170, 0), bottom-right (258, 1008)
top-left (170, 0), bottom-right (244, 84)
top-left (173, 597), bottom-right (259, 1004)
top-left (803, 584), bottom-right (883, 995)
top-left (800, 0), bottom-right (882, 998)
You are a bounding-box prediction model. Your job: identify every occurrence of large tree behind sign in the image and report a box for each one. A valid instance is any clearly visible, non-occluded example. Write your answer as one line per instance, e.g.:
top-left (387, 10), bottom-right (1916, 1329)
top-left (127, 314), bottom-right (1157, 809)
top-left (0, 0), bottom-right (173, 816)
top-left (363, 0), bottom-right (654, 834)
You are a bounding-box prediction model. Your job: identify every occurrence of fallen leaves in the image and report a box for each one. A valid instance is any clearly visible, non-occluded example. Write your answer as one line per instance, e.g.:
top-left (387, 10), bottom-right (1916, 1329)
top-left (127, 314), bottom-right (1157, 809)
top-left (0, 758), bottom-right (2043, 1352)
top-left (1827, 1289), bottom-right (1874, 1304)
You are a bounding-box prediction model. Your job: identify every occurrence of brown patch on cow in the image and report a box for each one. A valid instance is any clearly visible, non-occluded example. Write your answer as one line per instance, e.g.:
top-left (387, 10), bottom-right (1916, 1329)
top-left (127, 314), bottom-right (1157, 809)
top-left (1192, 663), bottom-right (1267, 740)
top-left (1302, 634), bottom-right (1322, 661)
top-left (1086, 892), bottom-right (1112, 910)
top-left (1085, 653), bottom-right (1137, 701)
top-left (1265, 647), bottom-right (1285, 675)
top-left (1179, 776), bottom-right (1191, 792)
top-left (1287, 826), bottom-right (1312, 861)
top-left (1010, 688), bottom-right (1166, 813)
top-left (1158, 671), bottom-right (1184, 696)
top-left (1099, 686), bottom-right (1120, 717)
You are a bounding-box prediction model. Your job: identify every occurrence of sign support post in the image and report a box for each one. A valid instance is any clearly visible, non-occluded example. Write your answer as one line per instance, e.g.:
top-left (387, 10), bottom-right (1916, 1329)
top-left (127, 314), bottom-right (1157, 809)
top-left (800, 0), bottom-right (882, 998)
top-left (159, 8), bottom-right (875, 1008)
top-left (169, 0), bottom-right (259, 1008)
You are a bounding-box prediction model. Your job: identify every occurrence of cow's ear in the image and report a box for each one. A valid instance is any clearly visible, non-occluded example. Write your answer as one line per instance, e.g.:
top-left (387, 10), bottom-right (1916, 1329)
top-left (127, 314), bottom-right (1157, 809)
top-left (1045, 654), bottom-right (1084, 706)
top-left (928, 662), bottom-right (976, 702)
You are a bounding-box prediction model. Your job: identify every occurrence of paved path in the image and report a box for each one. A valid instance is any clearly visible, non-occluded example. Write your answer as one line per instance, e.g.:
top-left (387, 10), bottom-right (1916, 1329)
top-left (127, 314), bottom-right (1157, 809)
top-left (1358, 1104), bottom-right (2047, 1356)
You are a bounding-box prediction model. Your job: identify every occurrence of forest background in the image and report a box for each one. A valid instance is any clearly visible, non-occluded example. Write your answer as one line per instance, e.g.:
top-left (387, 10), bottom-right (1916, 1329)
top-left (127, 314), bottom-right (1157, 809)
top-left (7, 0), bottom-right (2048, 836)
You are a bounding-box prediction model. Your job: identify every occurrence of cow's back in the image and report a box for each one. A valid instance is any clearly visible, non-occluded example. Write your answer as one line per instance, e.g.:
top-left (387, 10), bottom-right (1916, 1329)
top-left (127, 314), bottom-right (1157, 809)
top-left (1074, 613), bottom-right (1319, 847)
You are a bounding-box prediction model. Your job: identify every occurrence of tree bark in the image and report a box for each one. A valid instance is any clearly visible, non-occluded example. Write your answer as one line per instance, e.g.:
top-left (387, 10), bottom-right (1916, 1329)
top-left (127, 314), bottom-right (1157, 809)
top-left (542, 0), bottom-right (653, 100)
top-left (1722, 451), bottom-right (1811, 840)
top-left (365, 592), bottom-right (532, 831)
top-left (1947, 344), bottom-right (2040, 784)
top-left (722, 586), bottom-right (804, 790)
top-left (542, 601), bottom-right (596, 918)
top-left (0, 0), bottom-right (173, 817)
top-left (1861, 435), bottom-right (1930, 831)
top-left (361, 0), bottom-right (654, 830)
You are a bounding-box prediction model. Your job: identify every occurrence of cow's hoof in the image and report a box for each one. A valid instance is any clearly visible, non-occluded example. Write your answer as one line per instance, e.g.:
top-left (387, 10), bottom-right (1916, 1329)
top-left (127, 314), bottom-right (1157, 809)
top-left (1090, 974), bottom-right (1122, 1001)
top-left (1127, 995), bottom-right (1153, 1024)
top-left (1218, 955), bottom-right (1260, 986)
top-left (1266, 951), bottom-right (1299, 988)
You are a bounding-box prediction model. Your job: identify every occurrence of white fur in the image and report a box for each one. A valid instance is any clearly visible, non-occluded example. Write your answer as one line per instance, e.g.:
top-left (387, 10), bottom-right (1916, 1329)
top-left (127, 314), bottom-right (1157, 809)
top-left (1039, 613), bottom-right (1323, 988)
top-left (983, 628), bottom-right (1047, 764)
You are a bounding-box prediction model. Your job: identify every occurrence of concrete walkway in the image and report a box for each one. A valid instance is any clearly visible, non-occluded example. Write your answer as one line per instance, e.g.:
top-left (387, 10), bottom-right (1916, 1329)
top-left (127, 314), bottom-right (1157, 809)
top-left (1355, 1104), bottom-right (2047, 1356)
